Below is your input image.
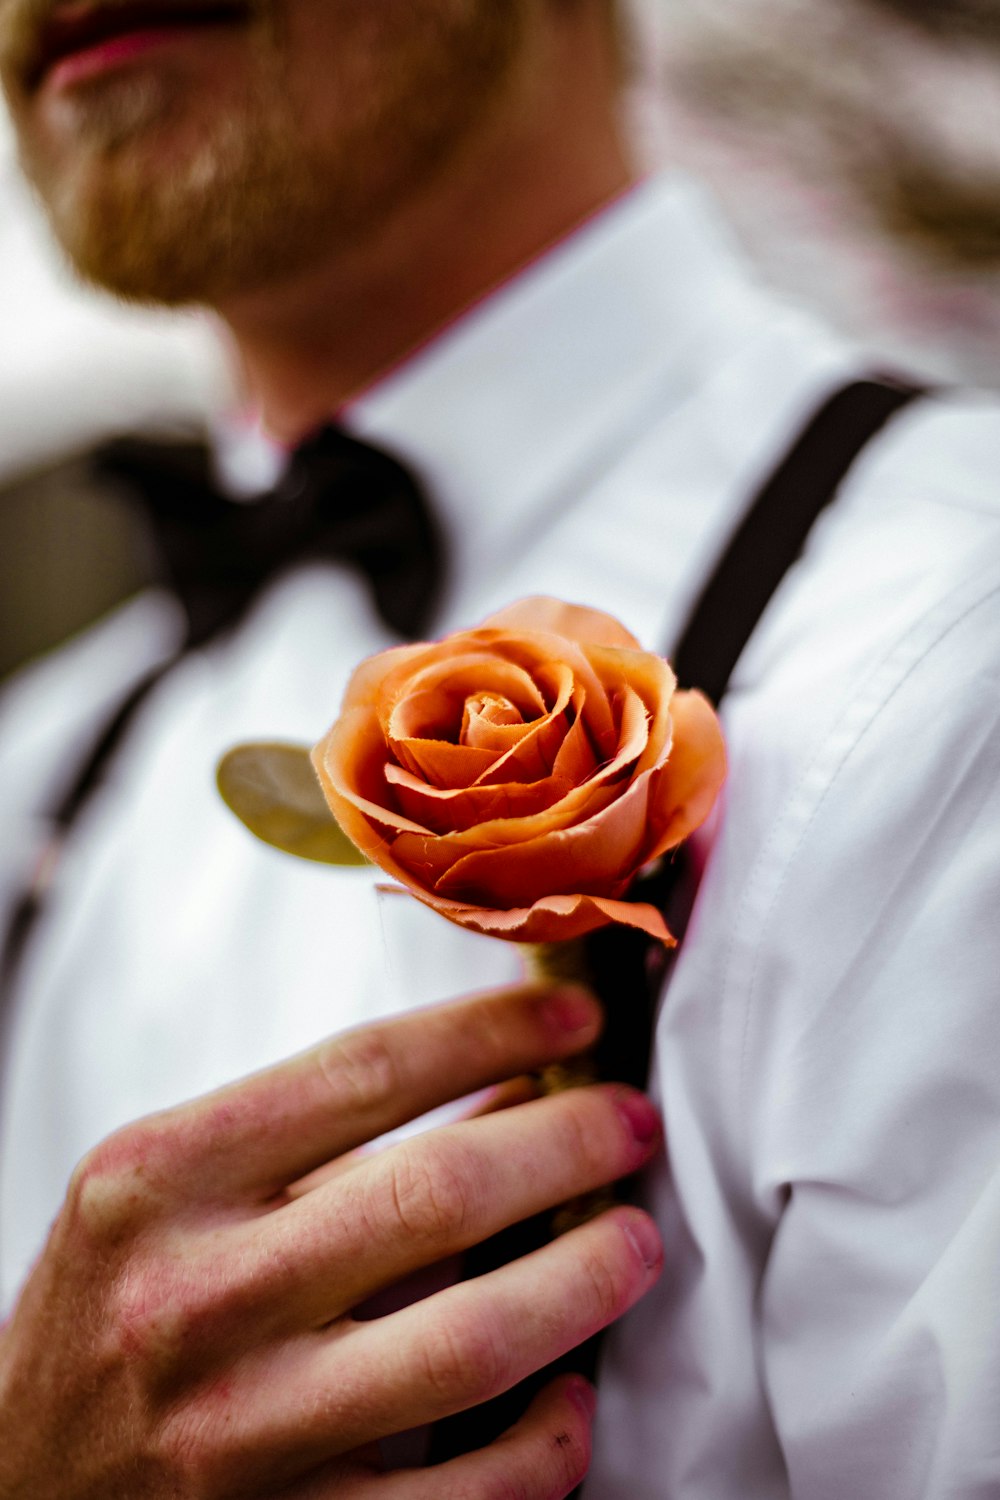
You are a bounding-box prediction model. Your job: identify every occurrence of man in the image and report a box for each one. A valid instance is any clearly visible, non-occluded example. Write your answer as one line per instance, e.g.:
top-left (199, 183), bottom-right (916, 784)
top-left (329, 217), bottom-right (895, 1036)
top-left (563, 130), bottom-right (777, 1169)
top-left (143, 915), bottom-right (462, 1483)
top-left (1, 2), bottom-right (999, 1498)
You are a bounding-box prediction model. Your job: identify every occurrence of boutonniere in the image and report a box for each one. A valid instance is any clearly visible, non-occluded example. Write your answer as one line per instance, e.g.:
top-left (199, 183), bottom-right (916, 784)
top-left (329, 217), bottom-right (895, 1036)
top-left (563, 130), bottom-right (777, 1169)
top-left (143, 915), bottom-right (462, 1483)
top-left (219, 595), bottom-right (726, 1108)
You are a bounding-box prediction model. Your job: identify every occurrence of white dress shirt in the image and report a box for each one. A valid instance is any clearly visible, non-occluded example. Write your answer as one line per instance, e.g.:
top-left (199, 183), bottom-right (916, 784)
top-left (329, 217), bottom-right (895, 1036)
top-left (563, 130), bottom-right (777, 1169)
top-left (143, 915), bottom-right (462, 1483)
top-left (2, 174), bottom-right (999, 1498)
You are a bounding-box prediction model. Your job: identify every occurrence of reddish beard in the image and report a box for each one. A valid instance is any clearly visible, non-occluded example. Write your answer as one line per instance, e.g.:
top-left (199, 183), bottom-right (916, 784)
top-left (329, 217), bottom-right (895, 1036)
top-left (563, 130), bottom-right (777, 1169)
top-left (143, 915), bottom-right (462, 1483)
top-left (1, 0), bottom-right (528, 307)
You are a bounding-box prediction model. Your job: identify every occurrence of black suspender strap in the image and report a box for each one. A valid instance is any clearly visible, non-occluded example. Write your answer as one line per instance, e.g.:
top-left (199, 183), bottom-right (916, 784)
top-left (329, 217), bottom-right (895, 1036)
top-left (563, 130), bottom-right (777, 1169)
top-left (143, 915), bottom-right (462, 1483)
top-left (671, 376), bottom-right (925, 704)
top-left (428, 375), bottom-right (926, 1469)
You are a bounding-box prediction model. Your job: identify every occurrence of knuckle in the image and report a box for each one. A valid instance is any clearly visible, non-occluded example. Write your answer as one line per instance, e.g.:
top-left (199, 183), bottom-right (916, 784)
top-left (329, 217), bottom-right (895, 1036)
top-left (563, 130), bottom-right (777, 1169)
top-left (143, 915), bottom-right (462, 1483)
top-left (65, 1125), bottom-right (164, 1244)
top-left (381, 1139), bottom-right (476, 1245)
top-left (420, 1312), bottom-right (509, 1407)
top-left (317, 1026), bottom-right (404, 1116)
top-left (111, 1269), bottom-right (192, 1376)
top-left (109, 1256), bottom-right (234, 1385)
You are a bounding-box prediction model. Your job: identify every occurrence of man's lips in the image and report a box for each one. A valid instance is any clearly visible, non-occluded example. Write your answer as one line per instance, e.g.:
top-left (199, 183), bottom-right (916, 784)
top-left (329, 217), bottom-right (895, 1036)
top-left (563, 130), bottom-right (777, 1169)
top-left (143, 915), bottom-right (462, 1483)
top-left (27, 0), bottom-right (252, 89)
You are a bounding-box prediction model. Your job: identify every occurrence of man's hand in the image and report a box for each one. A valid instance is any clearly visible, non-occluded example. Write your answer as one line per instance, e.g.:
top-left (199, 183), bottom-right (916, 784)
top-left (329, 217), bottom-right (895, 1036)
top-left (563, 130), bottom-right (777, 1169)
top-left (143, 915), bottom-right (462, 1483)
top-left (0, 982), bottom-right (663, 1498)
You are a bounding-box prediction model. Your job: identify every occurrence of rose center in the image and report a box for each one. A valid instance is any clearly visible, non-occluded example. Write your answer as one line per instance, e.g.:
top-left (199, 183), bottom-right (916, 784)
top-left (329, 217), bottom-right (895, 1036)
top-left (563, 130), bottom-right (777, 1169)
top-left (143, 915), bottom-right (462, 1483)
top-left (460, 693), bottom-right (525, 744)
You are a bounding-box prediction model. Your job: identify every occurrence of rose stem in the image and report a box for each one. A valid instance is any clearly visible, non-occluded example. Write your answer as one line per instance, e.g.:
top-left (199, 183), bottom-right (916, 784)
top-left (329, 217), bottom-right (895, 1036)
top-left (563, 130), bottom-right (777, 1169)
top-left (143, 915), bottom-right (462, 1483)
top-left (521, 938), bottom-right (614, 1231)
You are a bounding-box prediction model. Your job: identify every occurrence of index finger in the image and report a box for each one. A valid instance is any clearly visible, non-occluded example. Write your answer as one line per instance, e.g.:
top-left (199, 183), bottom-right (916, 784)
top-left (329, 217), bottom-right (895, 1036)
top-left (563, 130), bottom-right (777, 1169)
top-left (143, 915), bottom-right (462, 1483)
top-left (144, 982), bottom-right (602, 1200)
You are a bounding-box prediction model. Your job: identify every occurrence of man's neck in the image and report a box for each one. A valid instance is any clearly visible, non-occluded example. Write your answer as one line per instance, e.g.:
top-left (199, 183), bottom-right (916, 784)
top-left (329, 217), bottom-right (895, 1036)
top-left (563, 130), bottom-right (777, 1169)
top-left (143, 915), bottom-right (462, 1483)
top-left (215, 14), bottom-right (635, 443)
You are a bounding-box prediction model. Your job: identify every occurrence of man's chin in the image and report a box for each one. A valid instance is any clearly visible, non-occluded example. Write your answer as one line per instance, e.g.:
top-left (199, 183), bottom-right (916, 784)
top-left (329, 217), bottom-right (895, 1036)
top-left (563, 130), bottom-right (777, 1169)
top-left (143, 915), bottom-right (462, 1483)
top-left (18, 99), bottom-right (280, 305)
top-left (39, 186), bottom-right (267, 309)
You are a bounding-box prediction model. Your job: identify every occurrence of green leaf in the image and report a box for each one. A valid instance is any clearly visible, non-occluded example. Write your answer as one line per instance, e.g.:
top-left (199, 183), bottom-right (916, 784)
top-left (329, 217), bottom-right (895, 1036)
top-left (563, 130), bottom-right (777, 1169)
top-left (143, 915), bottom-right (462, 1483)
top-left (216, 742), bottom-right (370, 866)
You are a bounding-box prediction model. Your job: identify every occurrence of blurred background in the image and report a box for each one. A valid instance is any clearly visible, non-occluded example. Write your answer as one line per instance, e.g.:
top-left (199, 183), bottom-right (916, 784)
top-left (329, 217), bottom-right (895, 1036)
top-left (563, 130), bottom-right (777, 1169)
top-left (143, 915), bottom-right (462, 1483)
top-left (0, 110), bottom-right (231, 678)
top-left (3, 0), bottom-right (1000, 680)
top-left (641, 0), bottom-right (1000, 385)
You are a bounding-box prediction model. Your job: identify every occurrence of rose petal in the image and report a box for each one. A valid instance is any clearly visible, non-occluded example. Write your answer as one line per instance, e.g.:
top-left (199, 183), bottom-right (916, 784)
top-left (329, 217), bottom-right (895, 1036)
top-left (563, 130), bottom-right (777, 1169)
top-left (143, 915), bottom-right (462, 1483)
top-left (608, 682), bottom-right (654, 770)
top-left (390, 735), bottom-right (501, 788)
top-left (313, 711), bottom-right (429, 840)
top-left (549, 704), bottom-right (600, 785)
top-left (433, 768), bottom-right (659, 908)
top-left (385, 656), bottom-right (547, 741)
top-left (400, 888), bottom-right (675, 945)
top-left (385, 760), bottom-right (576, 834)
top-left (466, 670), bottom-right (571, 783)
top-left (388, 715), bottom-right (649, 869)
top-left (644, 689), bottom-right (728, 856)
top-left (462, 694), bottom-right (528, 749)
top-left (340, 641), bottom-right (435, 712)
top-left (388, 774), bottom-right (624, 883)
top-left (480, 596), bottom-right (642, 650)
top-left (583, 644), bottom-right (676, 772)
top-left (464, 629), bottom-right (618, 751)
top-left (474, 709), bottom-right (568, 785)
top-left (377, 687), bottom-right (656, 864)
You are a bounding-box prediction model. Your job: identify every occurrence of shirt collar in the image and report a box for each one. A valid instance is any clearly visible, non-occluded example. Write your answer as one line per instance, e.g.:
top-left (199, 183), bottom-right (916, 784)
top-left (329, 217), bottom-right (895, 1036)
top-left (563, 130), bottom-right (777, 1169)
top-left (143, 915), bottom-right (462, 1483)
top-left (341, 173), bottom-right (767, 616)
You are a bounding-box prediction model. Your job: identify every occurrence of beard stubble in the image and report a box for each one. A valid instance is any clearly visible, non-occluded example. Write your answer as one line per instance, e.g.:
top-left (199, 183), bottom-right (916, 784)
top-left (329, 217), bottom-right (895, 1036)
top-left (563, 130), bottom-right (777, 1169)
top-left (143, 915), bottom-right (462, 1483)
top-left (2, 0), bottom-right (528, 306)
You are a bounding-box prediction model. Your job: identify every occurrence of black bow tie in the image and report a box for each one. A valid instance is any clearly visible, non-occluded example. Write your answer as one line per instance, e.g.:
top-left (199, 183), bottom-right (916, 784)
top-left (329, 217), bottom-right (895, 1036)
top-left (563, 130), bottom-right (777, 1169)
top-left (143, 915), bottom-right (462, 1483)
top-left (93, 424), bottom-right (447, 648)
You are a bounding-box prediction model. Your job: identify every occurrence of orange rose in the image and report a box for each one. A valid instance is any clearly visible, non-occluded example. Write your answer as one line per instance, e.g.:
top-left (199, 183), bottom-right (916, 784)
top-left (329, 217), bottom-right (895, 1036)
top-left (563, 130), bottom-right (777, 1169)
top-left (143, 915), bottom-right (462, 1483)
top-left (311, 597), bottom-right (726, 945)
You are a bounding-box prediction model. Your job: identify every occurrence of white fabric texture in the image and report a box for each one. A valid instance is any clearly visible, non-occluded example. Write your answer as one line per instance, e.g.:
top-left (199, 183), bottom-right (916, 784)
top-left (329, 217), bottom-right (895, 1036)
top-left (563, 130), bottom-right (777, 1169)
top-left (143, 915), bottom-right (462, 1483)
top-left (2, 175), bottom-right (999, 1498)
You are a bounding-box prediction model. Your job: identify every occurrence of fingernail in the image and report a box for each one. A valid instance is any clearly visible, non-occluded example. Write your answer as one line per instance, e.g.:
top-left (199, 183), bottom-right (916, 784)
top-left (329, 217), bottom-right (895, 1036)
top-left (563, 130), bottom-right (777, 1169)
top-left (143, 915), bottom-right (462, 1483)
top-left (542, 985), bottom-right (599, 1034)
top-left (614, 1088), bottom-right (660, 1146)
top-left (566, 1377), bottom-right (597, 1420)
top-left (622, 1212), bottom-right (663, 1271)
